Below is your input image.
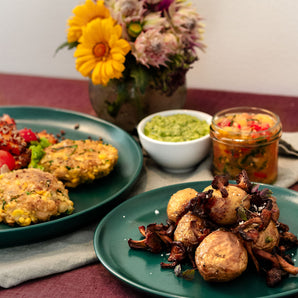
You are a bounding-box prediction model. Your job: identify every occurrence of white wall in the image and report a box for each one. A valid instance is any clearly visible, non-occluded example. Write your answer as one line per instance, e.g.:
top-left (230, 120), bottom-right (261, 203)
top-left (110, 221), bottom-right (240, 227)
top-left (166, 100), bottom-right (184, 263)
top-left (1, 0), bottom-right (298, 97)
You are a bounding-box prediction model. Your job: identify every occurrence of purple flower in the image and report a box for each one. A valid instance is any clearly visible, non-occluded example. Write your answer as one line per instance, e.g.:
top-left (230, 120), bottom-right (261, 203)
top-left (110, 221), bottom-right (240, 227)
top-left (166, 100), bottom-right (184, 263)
top-left (146, 0), bottom-right (175, 11)
top-left (157, 0), bottom-right (175, 11)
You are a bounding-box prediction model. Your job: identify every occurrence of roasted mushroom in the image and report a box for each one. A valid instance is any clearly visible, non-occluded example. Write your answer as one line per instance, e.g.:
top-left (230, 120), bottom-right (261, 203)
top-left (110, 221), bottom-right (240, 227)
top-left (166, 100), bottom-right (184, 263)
top-left (128, 223), bottom-right (173, 253)
top-left (236, 170), bottom-right (252, 192)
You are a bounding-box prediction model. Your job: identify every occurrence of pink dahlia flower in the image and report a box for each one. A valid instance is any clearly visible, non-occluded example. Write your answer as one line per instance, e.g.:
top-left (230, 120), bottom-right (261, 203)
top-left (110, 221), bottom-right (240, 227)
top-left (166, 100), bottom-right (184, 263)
top-left (133, 29), bottom-right (178, 68)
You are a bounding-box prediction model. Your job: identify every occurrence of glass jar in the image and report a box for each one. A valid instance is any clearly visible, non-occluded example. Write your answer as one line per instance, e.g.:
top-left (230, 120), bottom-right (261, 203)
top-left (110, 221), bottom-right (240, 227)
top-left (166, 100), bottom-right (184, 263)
top-left (210, 107), bottom-right (282, 184)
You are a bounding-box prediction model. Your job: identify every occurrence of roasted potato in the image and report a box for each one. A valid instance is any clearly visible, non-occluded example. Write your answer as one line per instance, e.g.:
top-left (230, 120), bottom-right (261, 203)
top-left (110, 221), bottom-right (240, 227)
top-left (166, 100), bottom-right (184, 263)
top-left (174, 212), bottom-right (206, 247)
top-left (167, 188), bottom-right (198, 223)
top-left (252, 220), bottom-right (280, 252)
top-left (195, 230), bottom-right (248, 282)
top-left (203, 185), bottom-right (250, 225)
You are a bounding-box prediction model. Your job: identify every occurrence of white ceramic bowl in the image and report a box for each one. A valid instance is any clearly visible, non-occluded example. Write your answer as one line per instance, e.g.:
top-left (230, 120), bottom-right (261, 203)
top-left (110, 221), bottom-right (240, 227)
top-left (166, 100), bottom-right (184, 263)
top-left (137, 109), bottom-right (212, 173)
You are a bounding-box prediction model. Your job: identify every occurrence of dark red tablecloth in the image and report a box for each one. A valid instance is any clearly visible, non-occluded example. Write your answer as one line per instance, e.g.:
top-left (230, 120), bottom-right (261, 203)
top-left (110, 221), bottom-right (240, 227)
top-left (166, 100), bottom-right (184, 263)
top-left (0, 73), bottom-right (297, 297)
top-left (1, 74), bottom-right (297, 132)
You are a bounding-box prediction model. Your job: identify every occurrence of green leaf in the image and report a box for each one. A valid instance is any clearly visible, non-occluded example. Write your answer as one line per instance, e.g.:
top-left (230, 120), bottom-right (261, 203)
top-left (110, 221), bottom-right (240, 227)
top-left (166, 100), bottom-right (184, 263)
top-left (39, 137), bottom-right (51, 148)
top-left (54, 41), bottom-right (79, 56)
top-left (182, 269), bottom-right (196, 280)
top-left (174, 265), bottom-right (196, 281)
top-left (237, 205), bottom-right (248, 221)
top-left (28, 137), bottom-right (52, 169)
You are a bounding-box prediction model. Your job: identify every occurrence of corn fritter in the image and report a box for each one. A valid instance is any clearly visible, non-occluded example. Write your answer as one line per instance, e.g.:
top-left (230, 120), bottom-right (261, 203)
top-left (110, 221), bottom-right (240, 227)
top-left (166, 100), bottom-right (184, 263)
top-left (0, 168), bottom-right (73, 226)
top-left (38, 139), bottom-right (118, 188)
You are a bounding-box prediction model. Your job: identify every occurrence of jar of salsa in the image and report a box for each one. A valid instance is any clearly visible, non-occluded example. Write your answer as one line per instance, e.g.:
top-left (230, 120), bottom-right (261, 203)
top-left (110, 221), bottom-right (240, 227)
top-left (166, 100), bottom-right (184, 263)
top-left (210, 107), bottom-right (282, 184)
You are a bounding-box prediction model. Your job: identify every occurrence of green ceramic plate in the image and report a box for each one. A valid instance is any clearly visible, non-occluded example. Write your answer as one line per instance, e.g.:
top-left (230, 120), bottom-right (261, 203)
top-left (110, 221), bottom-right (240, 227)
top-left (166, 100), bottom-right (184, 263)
top-left (94, 181), bottom-right (298, 298)
top-left (0, 106), bottom-right (143, 247)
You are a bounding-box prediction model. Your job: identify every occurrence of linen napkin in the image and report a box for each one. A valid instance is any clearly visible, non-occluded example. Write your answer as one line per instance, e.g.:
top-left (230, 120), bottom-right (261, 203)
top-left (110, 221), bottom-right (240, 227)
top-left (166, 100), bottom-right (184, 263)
top-left (0, 132), bottom-right (297, 289)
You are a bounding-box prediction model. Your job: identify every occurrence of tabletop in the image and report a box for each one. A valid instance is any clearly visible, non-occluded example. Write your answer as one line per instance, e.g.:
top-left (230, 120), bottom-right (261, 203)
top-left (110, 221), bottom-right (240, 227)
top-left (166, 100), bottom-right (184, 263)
top-left (0, 73), bottom-right (297, 297)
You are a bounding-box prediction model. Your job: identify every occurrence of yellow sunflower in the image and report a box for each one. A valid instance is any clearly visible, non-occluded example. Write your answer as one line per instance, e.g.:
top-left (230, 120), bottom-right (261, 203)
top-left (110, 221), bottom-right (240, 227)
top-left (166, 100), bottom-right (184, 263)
top-left (74, 17), bottom-right (131, 85)
top-left (67, 0), bottom-right (111, 43)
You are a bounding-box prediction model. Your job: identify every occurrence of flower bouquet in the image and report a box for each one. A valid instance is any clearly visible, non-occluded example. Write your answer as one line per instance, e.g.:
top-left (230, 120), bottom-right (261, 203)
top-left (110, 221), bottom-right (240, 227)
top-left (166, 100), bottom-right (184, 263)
top-left (58, 0), bottom-right (205, 129)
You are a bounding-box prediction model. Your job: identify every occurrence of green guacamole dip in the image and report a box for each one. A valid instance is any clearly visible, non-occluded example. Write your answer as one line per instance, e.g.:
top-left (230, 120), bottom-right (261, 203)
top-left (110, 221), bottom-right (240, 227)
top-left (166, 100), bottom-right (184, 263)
top-left (144, 114), bottom-right (210, 142)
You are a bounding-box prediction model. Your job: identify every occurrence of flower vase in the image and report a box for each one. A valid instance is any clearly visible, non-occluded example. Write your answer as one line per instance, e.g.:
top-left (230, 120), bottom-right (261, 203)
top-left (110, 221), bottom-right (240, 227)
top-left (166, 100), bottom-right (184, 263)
top-left (89, 79), bottom-right (187, 132)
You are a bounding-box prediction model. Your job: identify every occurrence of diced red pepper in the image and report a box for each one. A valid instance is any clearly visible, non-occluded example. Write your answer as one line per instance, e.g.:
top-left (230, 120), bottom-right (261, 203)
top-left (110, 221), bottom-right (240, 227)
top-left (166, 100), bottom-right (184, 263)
top-left (254, 172), bottom-right (267, 179)
top-left (18, 128), bottom-right (38, 143)
top-left (261, 123), bottom-right (270, 130)
top-left (217, 119), bottom-right (231, 127)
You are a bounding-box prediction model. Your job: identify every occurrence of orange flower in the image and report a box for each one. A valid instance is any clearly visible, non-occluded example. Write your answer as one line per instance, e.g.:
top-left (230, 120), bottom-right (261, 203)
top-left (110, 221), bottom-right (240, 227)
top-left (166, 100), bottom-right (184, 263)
top-left (74, 18), bottom-right (131, 85)
top-left (67, 0), bottom-right (111, 43)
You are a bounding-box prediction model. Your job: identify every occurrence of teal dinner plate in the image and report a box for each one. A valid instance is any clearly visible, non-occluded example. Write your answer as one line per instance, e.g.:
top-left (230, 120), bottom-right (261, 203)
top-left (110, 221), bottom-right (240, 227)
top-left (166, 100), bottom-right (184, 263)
top-left (0, 106), bottom-right (143, 247)
top-left (94, 181), bottom-right (298, 298)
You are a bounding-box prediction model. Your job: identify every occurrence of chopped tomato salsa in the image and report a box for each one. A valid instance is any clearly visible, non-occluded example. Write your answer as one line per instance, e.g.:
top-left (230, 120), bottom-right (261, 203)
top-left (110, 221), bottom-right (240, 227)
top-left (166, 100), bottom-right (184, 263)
top-left (210, 108), bottom-right (282, 184)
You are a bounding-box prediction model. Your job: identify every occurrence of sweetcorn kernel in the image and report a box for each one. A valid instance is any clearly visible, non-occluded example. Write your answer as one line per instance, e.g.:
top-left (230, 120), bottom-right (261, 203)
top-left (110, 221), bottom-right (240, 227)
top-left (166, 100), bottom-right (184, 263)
top-left (88, 173), bottom-right (95, 180)
top-left (5, 202), bottom-right (17, 209)
top-left (36, 190), bottom-right (46, 195)
top-left (12, 209), bottom-right (24, 217)
top-left (18, 217), bottom-right (31, 226)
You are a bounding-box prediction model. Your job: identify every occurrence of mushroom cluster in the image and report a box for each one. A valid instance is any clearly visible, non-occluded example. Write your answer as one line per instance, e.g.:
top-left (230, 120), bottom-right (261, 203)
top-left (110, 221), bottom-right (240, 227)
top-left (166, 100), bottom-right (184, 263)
top-left (128, 170), bottom-right (298, 287)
